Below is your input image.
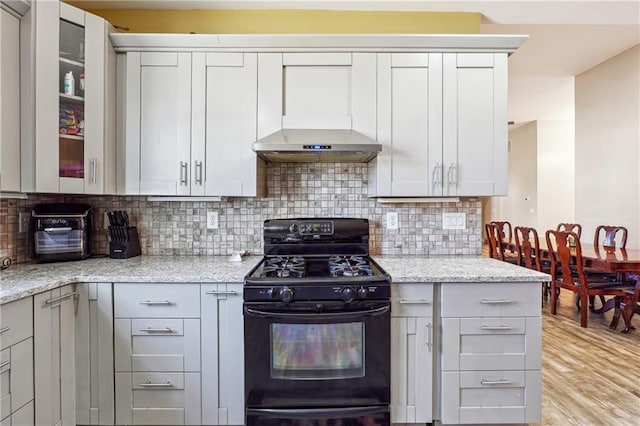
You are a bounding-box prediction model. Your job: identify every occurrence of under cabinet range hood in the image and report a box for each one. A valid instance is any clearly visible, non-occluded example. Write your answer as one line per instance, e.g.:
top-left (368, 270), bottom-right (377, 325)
top-left (252, 129), bottom-right (382, 163)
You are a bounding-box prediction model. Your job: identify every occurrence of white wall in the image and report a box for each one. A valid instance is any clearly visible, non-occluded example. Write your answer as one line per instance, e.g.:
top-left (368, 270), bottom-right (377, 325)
top-left (537, 119), bottom-right (575, 234)
top-left (575, 45), bottom-right (640, 249)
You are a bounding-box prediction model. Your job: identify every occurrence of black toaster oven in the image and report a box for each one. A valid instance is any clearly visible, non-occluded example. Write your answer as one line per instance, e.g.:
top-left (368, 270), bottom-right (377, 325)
top-left (32, 203), bottom-right (93, 263)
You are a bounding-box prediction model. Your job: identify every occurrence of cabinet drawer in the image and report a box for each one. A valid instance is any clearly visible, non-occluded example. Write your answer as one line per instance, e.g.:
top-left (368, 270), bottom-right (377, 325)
top-left (391, 283), bottom-right (433, 317)
top-left (442, 317), bottom-right (541, 371)
top-left (0, 297), bottom-right (33, 350)
top-left (115, 372), bottom-right (201, 425)
top-left (115, 319), bottom-right (200, 372)
top-left (441, 283), bottom-right (540, 317)
top-left (442, 370), bottom-right (541, 424)
top-left (115, 284), bottom-right (200, 318)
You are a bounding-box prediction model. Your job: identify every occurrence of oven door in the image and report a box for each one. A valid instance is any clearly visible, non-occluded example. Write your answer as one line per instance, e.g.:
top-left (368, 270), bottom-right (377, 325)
top-left (243, 300), bottom-right (390, 410)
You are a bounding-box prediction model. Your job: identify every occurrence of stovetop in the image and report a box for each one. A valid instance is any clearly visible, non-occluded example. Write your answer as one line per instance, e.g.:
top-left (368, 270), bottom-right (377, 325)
top-left (253, 255), bottom-right (376, 279)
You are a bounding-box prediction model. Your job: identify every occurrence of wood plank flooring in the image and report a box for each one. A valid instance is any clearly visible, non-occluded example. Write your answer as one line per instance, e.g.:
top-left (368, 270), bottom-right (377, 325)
top-left (539, 289), bottom-right (640, 425)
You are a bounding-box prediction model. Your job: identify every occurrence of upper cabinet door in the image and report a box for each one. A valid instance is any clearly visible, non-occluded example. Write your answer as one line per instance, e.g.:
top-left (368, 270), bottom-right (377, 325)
top-left (371, 53), bottom-right (443, 197)
top-left (0, 8), bottom-right (21, 192)
top-left (193, 52), bottom-right (259, 197)
top-left (257, 52), bottom-right (376, 138)
top-left (442, 53), bottom-right (508, 196)
top-left (123, 51), bottom-right (192, 195)
top-left (22, 0), bottom-right (115, 194)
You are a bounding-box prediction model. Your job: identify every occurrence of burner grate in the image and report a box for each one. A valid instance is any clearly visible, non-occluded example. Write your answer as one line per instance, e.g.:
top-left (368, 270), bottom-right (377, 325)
top-left (262, 256), bottom-right (306, 278)
top-left (329, 255), bottom-right (373, 277)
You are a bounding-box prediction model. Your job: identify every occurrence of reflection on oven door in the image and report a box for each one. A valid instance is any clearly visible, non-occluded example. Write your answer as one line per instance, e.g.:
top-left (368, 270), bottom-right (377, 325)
top-left (246, 406), bottom-right (390, 426)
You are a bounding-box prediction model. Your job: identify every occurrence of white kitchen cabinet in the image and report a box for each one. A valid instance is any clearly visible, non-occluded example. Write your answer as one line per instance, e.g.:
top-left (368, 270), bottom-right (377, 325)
top-left (442, 53), bottom-right (509, 196)
top-left (20, 0), bottom-right (116, 195)
top-left (370, 52), bottom-right (509, 197)
top-left (0, 296), bottom-right (34, 425)
top-left (390, 283), bottom-right (433, 424)
top-left (34, 285), bottom-right (77, 426)
top-left (0, 4), bottom-right (23, 193)
top-left (114, 283), bottom-right (202, 425)
top-left (257, 52), bottom-right (377, 137)
top-left (75, 283), bottom-right (114, 425)
top-left (200, 283), bottom-right (244, 425)
top-left (439, 282), bottom-right (541, 425)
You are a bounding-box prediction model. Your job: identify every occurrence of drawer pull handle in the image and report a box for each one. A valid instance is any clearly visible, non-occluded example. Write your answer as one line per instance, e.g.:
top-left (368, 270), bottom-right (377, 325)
top-left (480, 299), bottom-right (513, 304)
top-left (205, 290), bottom-right (238, 296)
top-left (426, 322), bottom-right (432, 352)
top-left (480, 325), bottom-right (514, 331)
top-left (399, 299), bottom-right (431, 305)
top-left (45, 291), bottom-right (79, 305)
top-left (140, 327), bottom-right (173, 333)
top-left (139, 300), bottom-right (172, 305)
top-left (0, 360), bottom-right (10, 370)
top-left (481, 378), bottom-right (512, 385)
top-left (139, 381), bottom-right (173, 388)
top-left (0, 327), bottom-right (11, 334)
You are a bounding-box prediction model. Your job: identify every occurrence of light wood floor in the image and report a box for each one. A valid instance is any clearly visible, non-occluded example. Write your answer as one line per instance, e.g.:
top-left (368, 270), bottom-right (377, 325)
top-left (539, 289), bottom-right (640, 425)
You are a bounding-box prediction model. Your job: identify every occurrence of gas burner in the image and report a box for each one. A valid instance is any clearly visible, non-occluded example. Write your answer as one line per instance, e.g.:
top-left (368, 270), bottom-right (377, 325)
top-left (262, 256), bottom-right (306, 278)
top-left (329, 255), bottom-right (372, 277)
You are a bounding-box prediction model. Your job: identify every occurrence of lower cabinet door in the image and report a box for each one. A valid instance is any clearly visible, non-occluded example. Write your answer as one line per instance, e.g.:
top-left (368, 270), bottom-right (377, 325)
top-left (115, 372), bottom-right (201, 425)
top-left (390, 317), bottom-right (433, 423)
top-left (0, 400), bottom-right (34, 426)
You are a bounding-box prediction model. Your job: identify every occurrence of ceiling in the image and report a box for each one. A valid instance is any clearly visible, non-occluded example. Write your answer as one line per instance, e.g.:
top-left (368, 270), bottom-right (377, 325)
top-left (72, 0), bottom-right (640, 124)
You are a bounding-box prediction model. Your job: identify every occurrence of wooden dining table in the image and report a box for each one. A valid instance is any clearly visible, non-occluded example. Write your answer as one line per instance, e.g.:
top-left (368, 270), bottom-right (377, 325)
top-left (505, 240), bottom-right (640, 332)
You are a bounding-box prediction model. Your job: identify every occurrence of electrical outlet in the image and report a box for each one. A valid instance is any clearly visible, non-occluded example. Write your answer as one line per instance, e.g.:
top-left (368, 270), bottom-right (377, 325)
top-left (387, 212), bottom-right (398, 230)
top-left (18, 212), bottom-right (30, 233)
top-left (442, 212), bottom-right (466, 230)
top-left (207, 211), bottom-right (219, 229)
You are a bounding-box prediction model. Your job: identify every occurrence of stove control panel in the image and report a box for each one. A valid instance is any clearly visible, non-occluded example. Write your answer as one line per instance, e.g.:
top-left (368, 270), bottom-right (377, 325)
top-left (299, 220), bottom-right (334, 235)
top-left (244, 284), bottom-right (390, 303)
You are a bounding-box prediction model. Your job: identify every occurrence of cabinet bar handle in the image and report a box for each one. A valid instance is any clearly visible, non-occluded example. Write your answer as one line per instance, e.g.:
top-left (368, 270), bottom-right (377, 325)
top-left (0, 327), bottom-right (10, 334)
top-left (451, 164), bottom-right (457, 185)
top-left (91, 158), bottom-right (97, 184)
top-left (195, 161), bottom-right (203, 185)
top-left (426, 322), bottom-right (432, 353)
top-left (0, 360), bottom-right (10, 370)
top-left (180, 161), bottom-right (188, 185)
top-left (481, 378), bottom-right (512, 385)
top-left (139, 381), bottom-right (173, 388)
top-left (399, 299), bottom-right (431, 305)
top-left (480, 299), bottom-right (513, 304)
top-left (140, 327), bottom-right (173, 333)
top-left (480, 325), bottom-right (514, 331)
top-left (139, 300), bottom-right (172, 305)
top-left (432, 163), bottom-right (441, 186)
top-left (45, 291), bottom-right (79, 305)
top-left (205, 290), bottom-right (238, 296)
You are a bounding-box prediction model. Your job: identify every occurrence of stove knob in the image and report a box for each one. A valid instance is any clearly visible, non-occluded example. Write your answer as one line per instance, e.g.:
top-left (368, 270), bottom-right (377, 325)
top-left (341, 286), bottom-right (355, 302)
top-left (266, 288), bottom-right (274, 299)
top-left (289, 224), bottom-right (298, 234)
top-left (358, 286), bottom-right (368, 298)
top-left (279, 287), bottom-right (294, 303)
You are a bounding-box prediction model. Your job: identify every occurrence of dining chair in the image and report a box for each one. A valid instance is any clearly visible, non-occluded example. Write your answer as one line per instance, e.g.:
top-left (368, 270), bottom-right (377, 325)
top-left (490, 221), bottom-right (514, 253)
top-left (545, 229), bottom-right (634, 328)
top-left (587, 225), bottom-right (630, 309)
top-left (515, 226), bottom-right (550, 304)
top-left (486, 223), bottom-right (518, 264)
top-left (557, 223), bottom-right (582, 240)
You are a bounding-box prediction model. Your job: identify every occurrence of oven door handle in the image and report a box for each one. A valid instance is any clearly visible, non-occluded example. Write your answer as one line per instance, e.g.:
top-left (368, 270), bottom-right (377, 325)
top-left (244, 304), bottom-right (389, 319)
top-left (246, 406), bottom-right (388, 419)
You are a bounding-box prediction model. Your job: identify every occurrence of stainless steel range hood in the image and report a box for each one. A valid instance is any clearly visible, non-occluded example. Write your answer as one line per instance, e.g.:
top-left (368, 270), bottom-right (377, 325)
top-left (253, 129), bottom-right (382, 163)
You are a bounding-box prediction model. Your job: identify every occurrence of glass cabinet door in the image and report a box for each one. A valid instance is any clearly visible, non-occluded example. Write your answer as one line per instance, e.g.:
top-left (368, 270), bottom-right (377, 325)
top-left (58, 18), bottom-right (85, 180)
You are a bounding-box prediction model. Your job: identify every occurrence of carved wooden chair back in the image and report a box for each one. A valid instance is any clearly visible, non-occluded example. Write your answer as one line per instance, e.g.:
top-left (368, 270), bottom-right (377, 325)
top-left (485, 223), bottom-right (500, 260)
top-left (514, 226), bottom-right (542, 271)
top-left (546, 230), bottom-right (585, 289)
top-left (490, 220), bottom-right (513, 246)
top-left (594, 225), bottom-right (628, 249)
top-left (556, 223), bottom-right (582, 240)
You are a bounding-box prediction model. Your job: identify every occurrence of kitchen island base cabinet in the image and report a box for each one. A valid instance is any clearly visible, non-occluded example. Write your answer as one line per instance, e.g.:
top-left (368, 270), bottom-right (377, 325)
top-left (75, 283), bottom-right (114, 425)
top-left (34, 285), bottom-right (77, 426)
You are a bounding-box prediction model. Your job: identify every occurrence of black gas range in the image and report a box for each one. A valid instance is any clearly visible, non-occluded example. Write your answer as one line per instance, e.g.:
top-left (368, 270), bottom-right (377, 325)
top-left (243, 218), bottom-right (391, 426)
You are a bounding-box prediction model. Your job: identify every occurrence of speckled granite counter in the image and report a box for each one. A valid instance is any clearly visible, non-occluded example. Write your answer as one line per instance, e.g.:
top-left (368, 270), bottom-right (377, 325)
top-left (374, 255), bottom-right (550, 283)
top-left (0, 256), bottom-right (261, 304)
top-left (1, 255), bottom-right (549, 305)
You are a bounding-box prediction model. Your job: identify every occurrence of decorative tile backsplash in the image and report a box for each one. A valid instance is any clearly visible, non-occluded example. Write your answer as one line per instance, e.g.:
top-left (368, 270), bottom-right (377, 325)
top-left (0, 163), bottom-right (482, 264)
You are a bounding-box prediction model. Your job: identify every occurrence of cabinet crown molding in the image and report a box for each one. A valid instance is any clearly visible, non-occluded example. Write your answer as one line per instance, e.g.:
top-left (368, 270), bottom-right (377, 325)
top-left (110, 33), bottom-right (527, 53)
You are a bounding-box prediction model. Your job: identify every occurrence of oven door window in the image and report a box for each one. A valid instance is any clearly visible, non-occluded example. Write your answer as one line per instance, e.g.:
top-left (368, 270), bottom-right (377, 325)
top-left (271, 322), bottom-right (364, 380)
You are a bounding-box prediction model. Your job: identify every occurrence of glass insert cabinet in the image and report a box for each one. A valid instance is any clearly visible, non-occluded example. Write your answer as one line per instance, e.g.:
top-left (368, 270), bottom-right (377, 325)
top-left (22, 0), bottom-right (115, 194)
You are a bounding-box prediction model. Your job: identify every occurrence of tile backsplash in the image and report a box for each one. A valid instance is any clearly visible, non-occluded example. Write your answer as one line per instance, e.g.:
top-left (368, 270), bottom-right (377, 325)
top-left (0, 163), bottom-right (481, 264)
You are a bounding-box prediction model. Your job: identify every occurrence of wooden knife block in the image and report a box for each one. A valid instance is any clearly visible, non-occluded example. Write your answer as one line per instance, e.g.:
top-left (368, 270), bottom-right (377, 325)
top-left (109, 226), bottom-right (141, 259)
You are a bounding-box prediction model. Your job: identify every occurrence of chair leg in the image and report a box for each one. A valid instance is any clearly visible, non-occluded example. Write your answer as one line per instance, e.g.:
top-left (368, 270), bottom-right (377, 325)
top-left (609, 296), bottom-right (622, 330)
top-left (550, 282), bottom-right (558, 315)
top-left (621, 296), bottom-right (638, 334)
top-left (580, 293), bottom-right (588, 327)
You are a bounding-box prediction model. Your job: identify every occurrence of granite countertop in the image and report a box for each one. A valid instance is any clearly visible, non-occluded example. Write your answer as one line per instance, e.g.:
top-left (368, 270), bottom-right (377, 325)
top-left (1, 255), bottom-right (549, 305)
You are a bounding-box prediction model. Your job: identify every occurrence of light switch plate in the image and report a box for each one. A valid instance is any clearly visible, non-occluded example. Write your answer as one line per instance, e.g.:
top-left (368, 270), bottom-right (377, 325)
top-left (442, 212), bottom-right (466, 230)
top-left (207, 211), bottom-right (219, 229)
top-left (18, 212), bottom-right (30, 233)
